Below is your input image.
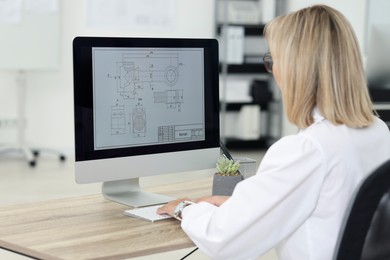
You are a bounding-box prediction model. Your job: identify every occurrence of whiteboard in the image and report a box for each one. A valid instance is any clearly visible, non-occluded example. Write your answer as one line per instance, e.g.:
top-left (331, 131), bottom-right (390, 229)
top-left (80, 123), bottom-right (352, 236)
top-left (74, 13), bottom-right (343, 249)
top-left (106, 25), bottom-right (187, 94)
top-left (0, 10), bottom-right (60, 70)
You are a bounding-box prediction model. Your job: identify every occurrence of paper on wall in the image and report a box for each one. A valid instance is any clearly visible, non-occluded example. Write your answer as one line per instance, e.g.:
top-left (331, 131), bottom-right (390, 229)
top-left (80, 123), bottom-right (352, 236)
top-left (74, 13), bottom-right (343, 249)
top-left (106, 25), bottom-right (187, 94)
top-left (86, 0), bottom-right (176, 32)
top-left (24, 0), bottom-right (59, 13)
top-left (0, 0), bottom-right (23, 24)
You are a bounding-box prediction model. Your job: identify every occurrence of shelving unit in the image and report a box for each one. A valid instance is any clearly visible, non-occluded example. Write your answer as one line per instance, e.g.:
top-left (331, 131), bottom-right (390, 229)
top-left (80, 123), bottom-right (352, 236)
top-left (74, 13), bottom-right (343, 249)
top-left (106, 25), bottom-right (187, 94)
top-left (216, 0), bottom-right (281, 149)
top-left (216, 24), bottom-right (265, 36)
top-left (219, 63), bottom-right (267, 74)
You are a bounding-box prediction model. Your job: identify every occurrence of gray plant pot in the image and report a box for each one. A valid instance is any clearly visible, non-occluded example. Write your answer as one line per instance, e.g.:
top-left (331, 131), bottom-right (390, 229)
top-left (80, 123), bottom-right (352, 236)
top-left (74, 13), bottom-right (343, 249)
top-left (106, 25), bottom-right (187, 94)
top-left (212, 174), bottom-right (244, 196)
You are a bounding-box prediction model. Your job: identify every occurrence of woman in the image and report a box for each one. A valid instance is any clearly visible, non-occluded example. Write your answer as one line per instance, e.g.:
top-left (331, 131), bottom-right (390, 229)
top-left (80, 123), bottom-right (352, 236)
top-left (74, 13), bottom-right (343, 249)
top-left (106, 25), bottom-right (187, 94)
top-left (158, 5), bottom-right (390, 260)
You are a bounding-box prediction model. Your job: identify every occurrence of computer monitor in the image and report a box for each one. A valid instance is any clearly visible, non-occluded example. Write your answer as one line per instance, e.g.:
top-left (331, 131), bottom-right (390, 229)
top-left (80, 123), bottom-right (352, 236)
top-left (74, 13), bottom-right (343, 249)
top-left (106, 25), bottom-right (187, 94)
top-left (73, 37), bottom-right (220, 207)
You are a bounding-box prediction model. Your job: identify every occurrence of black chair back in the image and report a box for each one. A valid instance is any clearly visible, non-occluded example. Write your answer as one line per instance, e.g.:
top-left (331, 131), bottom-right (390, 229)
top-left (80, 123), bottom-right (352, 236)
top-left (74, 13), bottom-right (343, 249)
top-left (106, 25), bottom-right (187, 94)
top-left (334, 159), bottom-right (390, 260)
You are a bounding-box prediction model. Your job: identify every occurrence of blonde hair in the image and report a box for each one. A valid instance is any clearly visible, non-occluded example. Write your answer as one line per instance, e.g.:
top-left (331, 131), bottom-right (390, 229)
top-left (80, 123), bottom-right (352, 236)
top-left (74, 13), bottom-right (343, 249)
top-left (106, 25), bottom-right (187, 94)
top-left (264, 5), bottom-right (374, 128)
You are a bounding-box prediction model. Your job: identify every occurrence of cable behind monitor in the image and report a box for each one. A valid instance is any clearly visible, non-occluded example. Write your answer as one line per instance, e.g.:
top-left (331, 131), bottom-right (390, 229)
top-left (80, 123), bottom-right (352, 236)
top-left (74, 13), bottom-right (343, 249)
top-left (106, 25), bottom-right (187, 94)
top-left (220, 141), bottom-right (233, 160)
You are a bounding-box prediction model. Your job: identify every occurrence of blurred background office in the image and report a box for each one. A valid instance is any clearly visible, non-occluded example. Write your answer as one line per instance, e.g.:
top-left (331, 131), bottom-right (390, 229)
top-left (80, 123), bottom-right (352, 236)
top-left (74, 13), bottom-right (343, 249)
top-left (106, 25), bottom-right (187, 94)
top-left (0, 0), bottom-right (389, 161)
top-left (1, 0), bottom-right (389, 259)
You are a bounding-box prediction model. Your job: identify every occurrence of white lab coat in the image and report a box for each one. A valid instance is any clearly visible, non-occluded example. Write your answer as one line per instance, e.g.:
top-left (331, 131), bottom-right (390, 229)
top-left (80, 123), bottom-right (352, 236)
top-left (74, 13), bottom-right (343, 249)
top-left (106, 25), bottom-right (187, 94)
top-left (181, 110), bottom-right (390, 260)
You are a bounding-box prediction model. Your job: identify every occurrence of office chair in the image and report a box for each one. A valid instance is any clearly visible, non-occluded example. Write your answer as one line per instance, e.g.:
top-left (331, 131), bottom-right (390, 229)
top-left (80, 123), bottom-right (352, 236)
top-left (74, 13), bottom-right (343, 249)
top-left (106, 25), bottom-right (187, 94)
top-left (0, 142), bottom-right (66, 167)
top-left (333, 159), bottom-right (390, 260)
top-left (0, 71), bottom-right (66, 167)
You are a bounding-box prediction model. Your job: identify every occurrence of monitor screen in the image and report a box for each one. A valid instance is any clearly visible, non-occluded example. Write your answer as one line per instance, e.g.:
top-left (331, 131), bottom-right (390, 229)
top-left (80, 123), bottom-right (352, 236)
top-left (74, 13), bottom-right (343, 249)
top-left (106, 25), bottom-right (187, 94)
top-left (73, 37), bottom-right (220, 207)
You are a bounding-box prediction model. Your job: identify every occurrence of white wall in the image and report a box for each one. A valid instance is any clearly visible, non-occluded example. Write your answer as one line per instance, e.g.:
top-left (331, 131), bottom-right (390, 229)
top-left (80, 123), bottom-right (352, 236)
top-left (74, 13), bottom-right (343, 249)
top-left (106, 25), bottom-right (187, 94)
top-left (0, 0), bottom-right (216, 154)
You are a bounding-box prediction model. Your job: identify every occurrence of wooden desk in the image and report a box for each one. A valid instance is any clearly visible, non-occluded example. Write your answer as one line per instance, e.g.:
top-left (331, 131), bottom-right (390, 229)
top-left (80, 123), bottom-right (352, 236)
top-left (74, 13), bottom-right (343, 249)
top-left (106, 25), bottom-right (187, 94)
top-left (0, 178), bottom-right (212, 260)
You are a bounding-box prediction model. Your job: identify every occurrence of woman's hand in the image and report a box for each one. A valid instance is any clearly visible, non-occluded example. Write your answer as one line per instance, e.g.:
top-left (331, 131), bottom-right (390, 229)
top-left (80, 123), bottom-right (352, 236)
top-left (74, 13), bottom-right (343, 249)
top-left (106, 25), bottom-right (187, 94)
top-left (157, 196), bottom-right (230, 218)
top-left (156, 198), bottom-right (191, 217)
top-left (195, 196), bottom-right (230, 207)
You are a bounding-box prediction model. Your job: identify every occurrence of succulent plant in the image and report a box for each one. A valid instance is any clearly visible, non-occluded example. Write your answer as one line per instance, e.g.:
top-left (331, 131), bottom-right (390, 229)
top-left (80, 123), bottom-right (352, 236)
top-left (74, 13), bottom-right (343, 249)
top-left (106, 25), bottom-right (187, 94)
top-left (216, 156), bottom-right (240, 176)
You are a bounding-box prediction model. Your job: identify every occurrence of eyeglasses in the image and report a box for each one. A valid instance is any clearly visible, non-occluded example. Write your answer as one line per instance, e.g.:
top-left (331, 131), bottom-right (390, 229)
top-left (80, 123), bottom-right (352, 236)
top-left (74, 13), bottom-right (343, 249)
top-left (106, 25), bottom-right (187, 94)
top-left (263, 52), bottom-right (273, 73)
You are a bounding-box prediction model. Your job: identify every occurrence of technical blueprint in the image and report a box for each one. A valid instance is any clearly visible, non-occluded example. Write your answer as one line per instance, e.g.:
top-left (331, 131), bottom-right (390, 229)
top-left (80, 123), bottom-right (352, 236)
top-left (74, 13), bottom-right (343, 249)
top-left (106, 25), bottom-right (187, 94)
top-left (92, 47), bottom-right (206, 150)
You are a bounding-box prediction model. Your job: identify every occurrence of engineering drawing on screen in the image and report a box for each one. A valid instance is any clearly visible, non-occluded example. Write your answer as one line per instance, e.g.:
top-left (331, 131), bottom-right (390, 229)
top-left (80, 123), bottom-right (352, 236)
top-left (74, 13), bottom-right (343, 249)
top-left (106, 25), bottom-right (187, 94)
top-left (92, 48), bottom-right (205, 150)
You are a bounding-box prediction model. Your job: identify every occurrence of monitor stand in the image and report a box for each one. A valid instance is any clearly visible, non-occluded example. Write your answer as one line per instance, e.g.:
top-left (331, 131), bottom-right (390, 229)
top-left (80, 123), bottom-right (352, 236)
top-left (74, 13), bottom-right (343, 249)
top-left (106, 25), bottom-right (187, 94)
top-left (102, 178), bottom-right (175, 208)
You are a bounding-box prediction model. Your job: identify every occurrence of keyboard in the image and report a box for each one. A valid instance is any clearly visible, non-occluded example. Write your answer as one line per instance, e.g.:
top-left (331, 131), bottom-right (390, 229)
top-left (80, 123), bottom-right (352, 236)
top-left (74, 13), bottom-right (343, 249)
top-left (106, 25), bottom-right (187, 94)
top-left (123, 204), bottom-right (173, 222)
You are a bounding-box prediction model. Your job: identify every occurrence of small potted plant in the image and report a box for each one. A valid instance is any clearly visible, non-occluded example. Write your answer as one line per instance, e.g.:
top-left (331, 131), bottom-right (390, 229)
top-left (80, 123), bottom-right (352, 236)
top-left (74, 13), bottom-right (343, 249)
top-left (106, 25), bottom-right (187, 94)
top-left (212, 156), bottom-right (243, 196)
